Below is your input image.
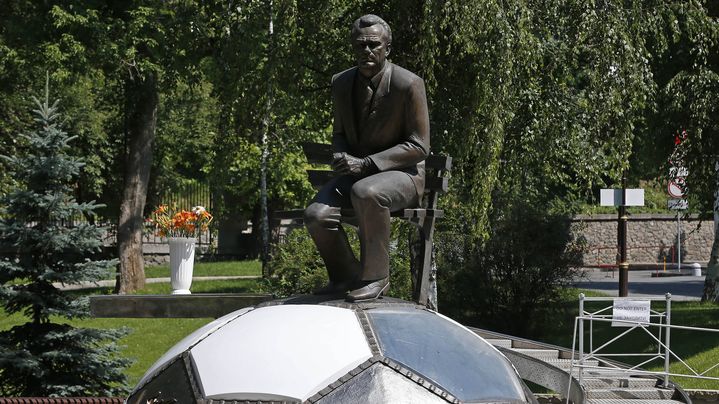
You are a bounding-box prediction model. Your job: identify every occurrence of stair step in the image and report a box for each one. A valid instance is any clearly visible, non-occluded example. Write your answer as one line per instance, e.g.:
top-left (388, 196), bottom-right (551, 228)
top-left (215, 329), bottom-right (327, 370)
top-left (511, 348), bottom-right (560, 360)
top-left (581, 377), bottom-right (659, 389)
top-left (586, 389), bottom-right (675, 400)
top-left (586, 400), bottom-right (683, 404)
top-left (546, 358), bottom-right (599, 369)
top-left (485, 338), bottom-right (512, 348)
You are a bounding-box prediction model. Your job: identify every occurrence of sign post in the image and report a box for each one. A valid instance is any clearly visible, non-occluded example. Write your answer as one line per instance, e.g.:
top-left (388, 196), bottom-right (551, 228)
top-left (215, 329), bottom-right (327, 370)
top-left (667, 130), bottom-right (688, 271)
top-left (619, 172), bottom-right (629, 297)
top-left (600, 174), bottom-right (644, 297)
top-left (677, 213), bottom-right (681, 270)
top-left (668, 166), bottom-right (688, 271)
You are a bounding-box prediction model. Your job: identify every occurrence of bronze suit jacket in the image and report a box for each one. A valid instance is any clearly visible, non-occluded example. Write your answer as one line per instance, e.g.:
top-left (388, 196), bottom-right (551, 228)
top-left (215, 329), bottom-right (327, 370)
top-left (330, 62), bottom-right (430, 196)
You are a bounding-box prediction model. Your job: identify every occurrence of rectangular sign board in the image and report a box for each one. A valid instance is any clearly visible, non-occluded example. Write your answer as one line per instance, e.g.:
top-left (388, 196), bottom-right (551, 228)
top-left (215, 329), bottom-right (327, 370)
top-left (600, 189), bottom-right (645, 207)
top-left (668, 199), bottom-right (688, 210)
top-left (612, 299), bottom-right (651, 327)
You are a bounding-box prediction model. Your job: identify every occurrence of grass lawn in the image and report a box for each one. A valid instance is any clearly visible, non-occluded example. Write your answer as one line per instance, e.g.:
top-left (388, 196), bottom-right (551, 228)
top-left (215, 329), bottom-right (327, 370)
top-left (2, 262), bottom-right (717, 392)
top-left (131, 259), bottom-right (262, 279)
top-left (538, 290), bottom-right (719, 390)
top-left (0, 307), bottom-right (212, 388)
top-left (1, 263), bottom-right (263, 388)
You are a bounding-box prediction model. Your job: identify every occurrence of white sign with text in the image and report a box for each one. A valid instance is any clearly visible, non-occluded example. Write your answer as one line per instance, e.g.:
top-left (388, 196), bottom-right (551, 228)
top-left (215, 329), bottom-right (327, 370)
top-left (612, 299), bottom-right (651, 327)
top-left (600, 189), bottom-right (645, 207)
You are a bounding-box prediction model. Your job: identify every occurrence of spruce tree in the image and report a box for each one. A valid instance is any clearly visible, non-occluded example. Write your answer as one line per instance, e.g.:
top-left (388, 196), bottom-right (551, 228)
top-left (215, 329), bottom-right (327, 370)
top-left (0, 83), bottom-right (130, 397)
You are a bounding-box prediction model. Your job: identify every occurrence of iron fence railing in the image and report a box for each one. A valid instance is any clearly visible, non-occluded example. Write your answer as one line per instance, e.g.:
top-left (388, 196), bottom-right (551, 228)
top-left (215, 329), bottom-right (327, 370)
top-left (569, 293), bottom-right (719, 392)
top-left (143, 182), bottom-right (214, 245)
top-left (57, 182), bottom-right (215, 247)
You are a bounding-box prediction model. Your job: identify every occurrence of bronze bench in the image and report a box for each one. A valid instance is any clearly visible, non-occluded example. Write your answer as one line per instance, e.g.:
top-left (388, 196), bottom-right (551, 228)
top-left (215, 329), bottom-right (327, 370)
top-left (275, 142), bottom-right (451, 306)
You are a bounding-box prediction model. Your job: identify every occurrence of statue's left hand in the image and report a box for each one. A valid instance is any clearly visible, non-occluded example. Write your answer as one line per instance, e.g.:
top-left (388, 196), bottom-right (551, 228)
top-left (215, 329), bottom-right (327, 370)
top-left (332, 152), bottom-right (374, 176)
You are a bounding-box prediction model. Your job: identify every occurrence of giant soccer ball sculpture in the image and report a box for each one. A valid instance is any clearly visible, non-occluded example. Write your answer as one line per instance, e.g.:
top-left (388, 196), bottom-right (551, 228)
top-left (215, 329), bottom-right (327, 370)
top-left (127, 298), bottom-right (535, 403)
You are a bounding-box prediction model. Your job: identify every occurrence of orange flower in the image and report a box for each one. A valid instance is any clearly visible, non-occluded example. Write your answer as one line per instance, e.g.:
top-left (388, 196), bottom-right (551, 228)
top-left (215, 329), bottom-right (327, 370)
top-left (147, 204), bottom-right (213, 239)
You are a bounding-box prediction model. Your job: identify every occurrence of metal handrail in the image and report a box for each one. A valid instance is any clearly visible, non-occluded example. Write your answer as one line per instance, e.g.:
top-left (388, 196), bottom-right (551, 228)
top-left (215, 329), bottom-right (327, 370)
top-left (570, 293), bottom-right (719, 393)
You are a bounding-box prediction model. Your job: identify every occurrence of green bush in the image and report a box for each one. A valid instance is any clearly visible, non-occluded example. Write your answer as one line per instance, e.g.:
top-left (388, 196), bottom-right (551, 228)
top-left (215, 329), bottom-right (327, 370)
top-left (259, 228), bottom-right (328, 297)
top-left (260, 222), bottom-right (414, 300)
top-left (438, 201), bottom-right (586, 338)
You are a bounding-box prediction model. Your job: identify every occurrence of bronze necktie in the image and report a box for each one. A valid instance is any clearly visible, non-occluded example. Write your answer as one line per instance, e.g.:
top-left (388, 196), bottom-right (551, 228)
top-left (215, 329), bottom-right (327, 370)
top-left (359, 81), bottom-right (374, 133)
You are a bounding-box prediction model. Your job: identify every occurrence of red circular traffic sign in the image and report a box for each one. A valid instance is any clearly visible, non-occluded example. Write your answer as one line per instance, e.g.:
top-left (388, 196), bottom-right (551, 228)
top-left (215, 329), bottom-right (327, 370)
top-left (668, 181), bottom-right (684, 198)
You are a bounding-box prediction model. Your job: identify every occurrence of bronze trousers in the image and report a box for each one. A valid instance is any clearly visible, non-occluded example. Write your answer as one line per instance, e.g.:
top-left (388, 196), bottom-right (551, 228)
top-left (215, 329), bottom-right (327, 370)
top-left (304, 171), bottom-right (419, 282)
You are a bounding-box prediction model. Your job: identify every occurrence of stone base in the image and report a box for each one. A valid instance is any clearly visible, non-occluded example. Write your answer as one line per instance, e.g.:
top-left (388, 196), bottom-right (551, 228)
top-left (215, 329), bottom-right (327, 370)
top-left (89, 293), bottom-right (273, 318)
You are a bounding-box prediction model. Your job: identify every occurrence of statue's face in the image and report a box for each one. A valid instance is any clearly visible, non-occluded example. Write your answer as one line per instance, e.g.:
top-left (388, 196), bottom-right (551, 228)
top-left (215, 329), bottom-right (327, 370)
top-left (352, 24), bottom-right (390, 78)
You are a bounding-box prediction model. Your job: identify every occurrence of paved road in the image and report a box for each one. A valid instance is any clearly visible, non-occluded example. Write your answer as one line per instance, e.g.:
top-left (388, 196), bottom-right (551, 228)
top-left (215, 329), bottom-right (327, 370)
top-left (573, 268), bottom-right (706, 301)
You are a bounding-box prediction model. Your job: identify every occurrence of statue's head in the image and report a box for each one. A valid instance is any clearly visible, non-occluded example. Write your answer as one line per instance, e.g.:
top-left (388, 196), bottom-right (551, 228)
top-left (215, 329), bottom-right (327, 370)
top-left (351, 14), bottom-right (392, 78)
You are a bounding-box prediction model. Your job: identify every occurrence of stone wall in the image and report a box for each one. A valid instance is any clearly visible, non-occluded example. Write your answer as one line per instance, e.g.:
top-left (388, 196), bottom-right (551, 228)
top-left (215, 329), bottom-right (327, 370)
top-left (572, 214), bottom-right (715, 267)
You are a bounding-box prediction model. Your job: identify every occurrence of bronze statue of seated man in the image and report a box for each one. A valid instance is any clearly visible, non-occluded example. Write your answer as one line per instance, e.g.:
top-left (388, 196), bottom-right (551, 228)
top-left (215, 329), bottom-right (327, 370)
top-left (304, 14), bottom-right (430, 302)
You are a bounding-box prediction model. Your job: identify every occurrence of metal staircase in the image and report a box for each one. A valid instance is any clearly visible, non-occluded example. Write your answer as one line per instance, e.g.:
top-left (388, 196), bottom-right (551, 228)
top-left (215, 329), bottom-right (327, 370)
top-left (472, 332), bottom-right (691, 404)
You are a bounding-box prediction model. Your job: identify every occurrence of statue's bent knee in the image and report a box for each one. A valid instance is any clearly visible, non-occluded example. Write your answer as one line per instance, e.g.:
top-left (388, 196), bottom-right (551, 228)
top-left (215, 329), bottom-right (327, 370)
top-left (351, 182), bottom-right (390, 208)
top-left (304, 203), bottom-right (337, 229)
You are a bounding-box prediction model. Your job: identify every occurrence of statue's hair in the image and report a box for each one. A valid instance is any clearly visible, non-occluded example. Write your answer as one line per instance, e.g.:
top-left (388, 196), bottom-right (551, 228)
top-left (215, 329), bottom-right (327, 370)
top-left (351, 14), bottom-right (392, 45)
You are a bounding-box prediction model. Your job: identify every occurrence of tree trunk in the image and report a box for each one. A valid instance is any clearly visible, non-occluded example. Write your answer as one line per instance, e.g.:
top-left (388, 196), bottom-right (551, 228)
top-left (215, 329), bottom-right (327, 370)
top-left (703, 226), bottom-right (719, 302)
top-left (116, 74), bottom-right (158, 294)
top-left (260, 0), bottom-right (274, 276)
top-left (702, 161), bottom-right (719, 302)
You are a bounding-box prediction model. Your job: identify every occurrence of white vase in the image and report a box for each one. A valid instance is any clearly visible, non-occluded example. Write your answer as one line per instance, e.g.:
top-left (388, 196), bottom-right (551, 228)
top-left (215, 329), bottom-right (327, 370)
top-left (168, 237), bottom-right (196, 295)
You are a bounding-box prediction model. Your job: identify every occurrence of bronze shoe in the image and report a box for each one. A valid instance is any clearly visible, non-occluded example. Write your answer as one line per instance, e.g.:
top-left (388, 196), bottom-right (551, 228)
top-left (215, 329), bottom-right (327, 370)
top-left (346, 278), bottom-right (390, 302)
top-left (313, 279), bottom-right (354, 295)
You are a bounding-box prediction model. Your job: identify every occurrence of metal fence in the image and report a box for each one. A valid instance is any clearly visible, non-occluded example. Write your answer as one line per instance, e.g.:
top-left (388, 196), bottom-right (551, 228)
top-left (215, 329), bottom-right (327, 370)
top-left (144, 182), bottom-right (214, 245)
top-left (93, 183), bottom-right (214, 247)
top-left (8, 184), bottom-right (214, 248)
top-left (570, 293), bottom-right (719, 388)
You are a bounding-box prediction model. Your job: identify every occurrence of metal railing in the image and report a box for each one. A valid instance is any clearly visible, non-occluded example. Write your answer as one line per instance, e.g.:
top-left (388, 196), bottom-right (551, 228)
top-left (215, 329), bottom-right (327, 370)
top-left (145, 182), bottom-right (214, 245)
top-left (569, 293), bottom-right (719, 388)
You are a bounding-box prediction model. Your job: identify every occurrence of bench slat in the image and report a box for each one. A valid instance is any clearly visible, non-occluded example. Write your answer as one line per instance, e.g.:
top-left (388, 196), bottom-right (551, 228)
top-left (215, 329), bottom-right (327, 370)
top-left (307, 170), bottom-right (334, 188)
top-left (274, 209), bottom-right (306, 219)
top-left (302, 142), bottom-right (452, 172)
top-left (403, 208), bottom-right (444, 219)
top-left (302, 142), bottom-right (333, 165)
top-left (425, 176), bottom-right (449, 193)
top-left (274, 208), bottom-right (444, 221)
top-left (425, 155), bottom-right (453, 171)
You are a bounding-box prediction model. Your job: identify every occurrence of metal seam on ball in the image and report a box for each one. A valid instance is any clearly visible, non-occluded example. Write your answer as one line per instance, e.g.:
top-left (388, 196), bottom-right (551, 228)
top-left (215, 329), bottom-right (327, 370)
top-left (305, 357), bottom-right (380, 403)
top-left (380, 357), bottom-right (458, 403)
top-left (182, 352), bottom-right (204, 400)
top-left (354, 309), bottom-right (382, 356)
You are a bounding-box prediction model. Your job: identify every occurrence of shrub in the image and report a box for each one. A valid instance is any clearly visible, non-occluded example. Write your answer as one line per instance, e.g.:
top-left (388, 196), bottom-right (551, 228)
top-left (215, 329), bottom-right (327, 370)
top-left (260, 221), bottom-right (413, 300)
top-left (438, 201), bottom-right (585, 337)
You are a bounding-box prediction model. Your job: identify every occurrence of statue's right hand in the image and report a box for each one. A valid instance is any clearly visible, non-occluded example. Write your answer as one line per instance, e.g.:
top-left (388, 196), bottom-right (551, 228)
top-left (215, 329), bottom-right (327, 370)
top-left (322, 206), bottom-right (342, 229)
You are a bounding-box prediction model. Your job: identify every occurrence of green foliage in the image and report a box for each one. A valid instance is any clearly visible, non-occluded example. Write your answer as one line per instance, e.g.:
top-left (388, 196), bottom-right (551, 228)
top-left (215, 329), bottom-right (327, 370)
top-left (388, 221), bottom-right (413, 301)
top-left (1, 0), bottom-right (717, 300)
top-left (438, 199), bottom-right (585, 337)
top-left (153, 81), bottom-right (220, 190)
top-left (260, 222), bottom-right (413, 300)
top-left (260, 228), bottom-right (328, 297)
top-left (633, 1), bottom-right (719, 214)
top-left (0, 93), bottom-right (130, 396)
